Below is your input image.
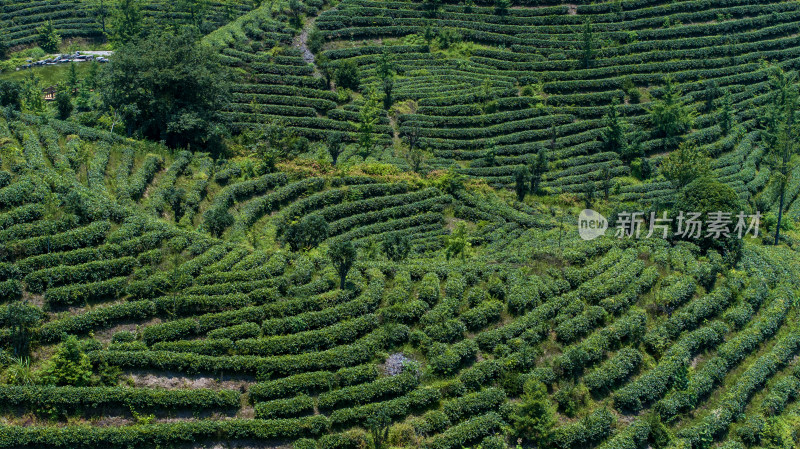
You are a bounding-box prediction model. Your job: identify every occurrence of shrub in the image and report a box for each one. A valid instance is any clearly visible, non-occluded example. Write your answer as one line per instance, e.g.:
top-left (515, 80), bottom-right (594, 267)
top-left (417, 273), bottom-right (441, 306)
top-left (335, 60), bottom-right (360, 90)
top-left (254, 394), bottom-right (315, 419)
top-left (283, 214), bottom-right (329, 251)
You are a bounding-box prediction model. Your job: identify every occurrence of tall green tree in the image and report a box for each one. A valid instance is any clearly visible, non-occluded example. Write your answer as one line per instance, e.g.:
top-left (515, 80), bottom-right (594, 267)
top-left (376, 48), bottom-right (394, 81)
top-left (109, 0), bottom-right (143, 46)
top-left (21, 72), bottom-right (45, 114)
top-left (307, 28), bottom-right (324, 53)
top-left (317, 54), bottom-right (334, 88)
top-left (494, 0), bottom-right (510, 17)
top-left (511, 379), bottom-right (555, 445)
top-left (601, 166), bottom-right (612, 200)
top-left (514, 165), bottom-right (530, 201)
top-left (660, 141), bottom-right (711, 188)
top-left (719, 89), bottom-right (734, 136)
top-left (55, 88), bottom-right (73, 119)
top-left (100, 30), bottom-right (231, 153)
top-left (366, 409), bottom-right (391, 449)
top-left (0, 80), bottom-right (23, 110)
top-left (329, 239), bottom-right (356, 290)
top-left (382, 76), bottom-right (394, 110)
top-left (402, 145), bottom-right (429, 173)
top-left (327, 131), bottom-right (344, 165)
top-left (761, 66), bottom-right (798, 245)
top-left (601, 100), bottom-right (626, 157)
top-left (67, 62), bottom-right (79, 91)
top-left (86, 61), bottom-right (100, 89)
top-left (0, 32), bottom-right (8, 60)
top-left (353, 89), bottom-right (381, 159)
top-left (704, 80), bottom-right (722, 113)
top-left (41, 335), bottom-right (93, 386)
top-left (288, 0), bottom-right (304, 27)
top-left (582, 181), bottom-right (596, 208)
top-left (423, 0), bottom-right (442, 18)
top-left (92, 0), bottom-right (112, 35)
top-left (36, 21), bottom-right (61, 53)
top-left (445, 222), bottom-right (471, 261)
top-left (463, 0), bottom-right (474, 13)
top-left (2, 302), bottom-right (42, 357)
top-left (529, 148), bottom-right (548, 194)
top-left (650, 77), bottom-right (694, 150)
top-left (178, 0), bottom-right (208, 28)
top-left (423, 26), bottom-right (435, 48)
top-left (401, 123), bottom-right (421, 152)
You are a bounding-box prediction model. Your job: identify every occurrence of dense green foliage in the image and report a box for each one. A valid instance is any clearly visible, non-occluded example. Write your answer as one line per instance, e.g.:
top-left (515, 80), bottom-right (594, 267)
top-left (100, 31), bottom-right (231, 151)
top-left (0, 0), bottom-right (799, 448)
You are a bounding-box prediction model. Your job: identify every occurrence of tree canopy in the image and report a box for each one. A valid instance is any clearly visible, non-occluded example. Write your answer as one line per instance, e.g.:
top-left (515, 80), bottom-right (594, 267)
top-left (100, 30), bottom-right (231, 153)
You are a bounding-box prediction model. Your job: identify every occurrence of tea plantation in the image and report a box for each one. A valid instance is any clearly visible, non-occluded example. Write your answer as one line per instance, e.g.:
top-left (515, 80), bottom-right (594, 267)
top-left (0, 0), bottom-right (799, 448)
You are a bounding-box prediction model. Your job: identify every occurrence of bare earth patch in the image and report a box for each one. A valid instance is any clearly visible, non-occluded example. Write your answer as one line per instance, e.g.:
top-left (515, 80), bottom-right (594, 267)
top-left (128, 372), bottom-right (253, 392)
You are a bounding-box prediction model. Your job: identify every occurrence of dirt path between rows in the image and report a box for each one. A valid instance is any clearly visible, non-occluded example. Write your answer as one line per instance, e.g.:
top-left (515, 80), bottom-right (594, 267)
top-left (293, 17), bottom-right (318, 66)
top-left (293, 8), bottom-right (336, 78)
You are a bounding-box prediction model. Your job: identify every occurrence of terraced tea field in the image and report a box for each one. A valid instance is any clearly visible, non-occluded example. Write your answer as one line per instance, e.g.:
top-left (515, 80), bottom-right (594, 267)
top-left (0, 0), bottom-right (799, 448)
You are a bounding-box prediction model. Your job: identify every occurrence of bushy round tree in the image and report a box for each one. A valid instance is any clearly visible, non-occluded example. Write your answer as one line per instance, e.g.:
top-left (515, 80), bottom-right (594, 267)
top-left (100, 30), bottom-right (231, 153)
top-left (673, 176), bottom-right (743, 264)
top-left (284, 214), bottom-right (329, 251)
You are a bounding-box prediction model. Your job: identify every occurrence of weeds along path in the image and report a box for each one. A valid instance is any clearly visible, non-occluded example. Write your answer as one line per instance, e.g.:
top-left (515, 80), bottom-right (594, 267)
top-left (293, 5), bottom-right (337, 77)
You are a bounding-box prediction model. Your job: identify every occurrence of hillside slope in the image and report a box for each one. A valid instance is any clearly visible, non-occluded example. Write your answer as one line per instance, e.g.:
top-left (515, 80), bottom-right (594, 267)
top-left (0, 0), bottom-right (799, 448)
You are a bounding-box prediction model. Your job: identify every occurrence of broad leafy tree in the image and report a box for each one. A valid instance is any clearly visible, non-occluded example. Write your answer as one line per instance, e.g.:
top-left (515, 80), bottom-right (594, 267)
top-left (109, 0), bottom-right (143, 46)
top-left (673, 176), bottom-right (742, 262)
top-left (283, 214), bottom-right (329, 251)
top-left (36, 21), bottom-right (61, 53)
top-left (100, 30), bottom-right (231, 153)
top-left (0, 80), bottom-right (22, 110)
top-left (204, 207), bottom-right (233, 237)
top-left (335, 60), bottom-right (360, 90)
